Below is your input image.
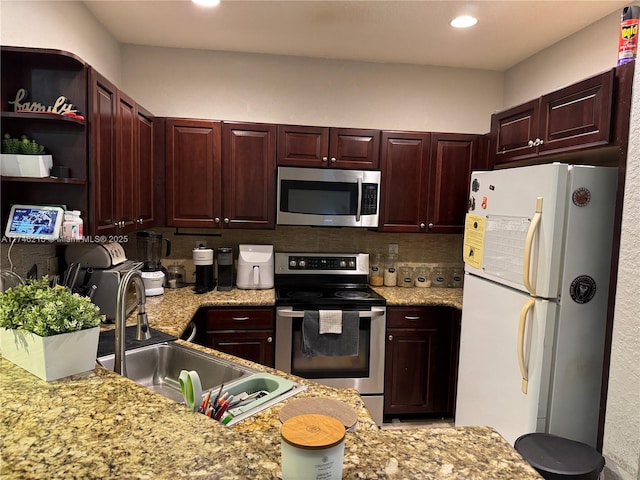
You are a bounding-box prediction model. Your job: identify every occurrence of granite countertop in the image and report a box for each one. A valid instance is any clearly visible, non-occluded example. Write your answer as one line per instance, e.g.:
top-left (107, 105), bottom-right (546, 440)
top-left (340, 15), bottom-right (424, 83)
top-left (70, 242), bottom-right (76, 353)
top-left (0, 286), bottom-right (541, 479)
top-left (142, 285), bottom-right (463, 338)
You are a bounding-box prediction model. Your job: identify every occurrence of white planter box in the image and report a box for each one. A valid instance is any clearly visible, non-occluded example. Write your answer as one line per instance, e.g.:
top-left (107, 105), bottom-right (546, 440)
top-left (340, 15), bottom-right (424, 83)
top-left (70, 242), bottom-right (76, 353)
top-left (0, 154), bottom-right (53, 177)
top-left (0, 326), bottom-right (99, 381)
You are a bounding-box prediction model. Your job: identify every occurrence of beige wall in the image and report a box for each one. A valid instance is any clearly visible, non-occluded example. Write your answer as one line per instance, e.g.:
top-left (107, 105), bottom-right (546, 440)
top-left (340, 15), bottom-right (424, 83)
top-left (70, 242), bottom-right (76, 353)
top-left (0, 1), bottom-right (121, 83)
top-left (120, 45), bottom-right (501, 133)
top-left (504, 7), bottom-right (622, 107)
top-left (602, 60), bottom-right (640, 480)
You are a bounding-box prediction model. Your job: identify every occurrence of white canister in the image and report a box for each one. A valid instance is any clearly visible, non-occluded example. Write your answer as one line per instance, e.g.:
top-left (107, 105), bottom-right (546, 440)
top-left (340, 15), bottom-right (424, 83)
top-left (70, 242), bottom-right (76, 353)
top-left (281, 414), bottom-right (346, 480)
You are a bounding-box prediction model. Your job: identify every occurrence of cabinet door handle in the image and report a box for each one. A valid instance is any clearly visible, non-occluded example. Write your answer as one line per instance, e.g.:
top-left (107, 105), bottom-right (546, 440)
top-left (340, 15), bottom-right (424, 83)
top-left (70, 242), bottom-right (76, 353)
top-left (388, 335), bottom-right (393, 341)
top-left (528, 139), bottom-right (535, 147)
top-left (428, 223), bottom-right (434, 229)
top-left (224, 218), bottom-right (230, 224)
top-left (419, 223), bottom-right (426, 229)
top-left (214, 217), bottom-right (220, 224)
top-left (322, 156), bottom-right (328, 162)
top-left (330, 157), bottom-right (337, 163)
top-left (231, 316), bottom-right (250, 321)
top-left (404, 316), bottom-right (421, 321)
top-left (137, 218), bottom-right (143, 224)
top-left (538, 138), bottom-right (544, 146)
top-left (267, 336), bottom-right (273, 343)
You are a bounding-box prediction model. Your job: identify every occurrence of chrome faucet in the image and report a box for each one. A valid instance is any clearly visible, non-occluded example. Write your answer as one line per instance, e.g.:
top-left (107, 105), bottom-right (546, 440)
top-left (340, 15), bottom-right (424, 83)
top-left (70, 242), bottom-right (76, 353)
top-left (115, 270), bottom-right (150, 376)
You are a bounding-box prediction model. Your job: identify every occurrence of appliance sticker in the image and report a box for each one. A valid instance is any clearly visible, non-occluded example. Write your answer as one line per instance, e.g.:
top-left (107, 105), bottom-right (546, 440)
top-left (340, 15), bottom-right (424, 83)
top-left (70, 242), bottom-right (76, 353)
top-left (471, 178), bottom-right (480, 192)
top-left (463, 214), bottom-right (486, 269)
top-left (481, 196), bottom-right (488, 209)
top-left (468, 196), bottom-right (476, 211)
top-left (572, 187), bottom-right (591, 207)
top-left (569, 275), bottom-right (597, 304)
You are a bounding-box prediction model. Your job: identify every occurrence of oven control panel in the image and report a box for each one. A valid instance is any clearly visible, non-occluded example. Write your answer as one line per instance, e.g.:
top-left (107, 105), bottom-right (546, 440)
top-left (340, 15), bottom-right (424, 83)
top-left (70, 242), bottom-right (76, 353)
top-left (287, 256), bottom-right (357, 270)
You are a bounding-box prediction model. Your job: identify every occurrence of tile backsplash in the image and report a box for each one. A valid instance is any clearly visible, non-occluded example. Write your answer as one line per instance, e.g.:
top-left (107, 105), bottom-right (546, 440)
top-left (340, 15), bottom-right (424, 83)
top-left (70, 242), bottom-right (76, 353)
top-left (2, 227), bottom-right (463, 284)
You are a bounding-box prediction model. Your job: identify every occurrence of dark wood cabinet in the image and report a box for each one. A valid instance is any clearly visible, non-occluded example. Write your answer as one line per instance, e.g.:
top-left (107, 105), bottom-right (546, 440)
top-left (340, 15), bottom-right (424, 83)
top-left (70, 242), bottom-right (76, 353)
top-left (165, 118), bottom-right (222, 228)
top-left (379, 131), bottom-right (430, 232)
top-left (165, 120), bottom-right (275, 229)
top-left (278, 125), bottom-right (380, 169)
top-left (202, 307), bottom-right (275, 367)
top-left (491, 69), bottom-right (614, 166)
top-left (222, 122), bottom-right (276, 229)
top-left (90, 69), bottom-right (158, 235)
top-left (136, 105), bottom-right (158, 229)
top-left (1, 47), bottom-right (89, 231)
top-left (427, 133), bottom-right (484, 233)
top-left (384, 307), bottom-right (460, 418)
top-left (379, 131), bottom-right (484, 233)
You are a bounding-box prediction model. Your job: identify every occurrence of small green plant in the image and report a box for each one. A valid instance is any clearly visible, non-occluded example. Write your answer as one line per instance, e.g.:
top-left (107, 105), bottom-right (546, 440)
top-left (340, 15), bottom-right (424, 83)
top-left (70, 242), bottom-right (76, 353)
top-left (0, 277), bottom-right (103, 336)
top-left (2, 133), bottom-right (21, 154)
top-left (1, 134), bottom-right (46, 155)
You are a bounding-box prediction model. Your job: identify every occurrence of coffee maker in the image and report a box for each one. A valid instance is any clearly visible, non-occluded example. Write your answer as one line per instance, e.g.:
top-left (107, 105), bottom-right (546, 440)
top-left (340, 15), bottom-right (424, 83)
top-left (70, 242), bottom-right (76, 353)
top-left (136, 231), bottom-right (171, 296)
top-left (193, 247), bottom-right (215, 294)
top-left (217, 247), bottom-right (234, 291)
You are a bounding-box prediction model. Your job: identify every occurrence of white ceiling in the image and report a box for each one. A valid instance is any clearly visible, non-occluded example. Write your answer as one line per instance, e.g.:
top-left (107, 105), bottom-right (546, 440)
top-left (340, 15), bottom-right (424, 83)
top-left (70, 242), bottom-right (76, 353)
top-left (83, 0), bottom-right (628, 71)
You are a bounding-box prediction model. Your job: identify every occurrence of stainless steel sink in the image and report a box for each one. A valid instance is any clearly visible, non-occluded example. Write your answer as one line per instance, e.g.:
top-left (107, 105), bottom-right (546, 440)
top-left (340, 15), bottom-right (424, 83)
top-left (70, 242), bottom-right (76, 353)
top-left (97, 341), bottom-right (306, 425)
top-left (97, 341), bottom-right (257, 403)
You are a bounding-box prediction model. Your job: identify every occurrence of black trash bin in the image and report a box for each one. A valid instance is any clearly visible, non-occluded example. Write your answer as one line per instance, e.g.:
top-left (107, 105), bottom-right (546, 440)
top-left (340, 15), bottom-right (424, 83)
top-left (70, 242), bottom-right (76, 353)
top-left (514, 433), bottom-right (605, 480)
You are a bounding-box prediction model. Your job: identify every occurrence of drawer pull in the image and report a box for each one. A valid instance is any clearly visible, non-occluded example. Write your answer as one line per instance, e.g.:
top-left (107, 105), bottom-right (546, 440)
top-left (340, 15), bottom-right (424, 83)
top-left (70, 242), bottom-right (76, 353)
top-left (231, 316), bottom-right (250, 321)
top-left (404, 316), bottom-right (421, 321)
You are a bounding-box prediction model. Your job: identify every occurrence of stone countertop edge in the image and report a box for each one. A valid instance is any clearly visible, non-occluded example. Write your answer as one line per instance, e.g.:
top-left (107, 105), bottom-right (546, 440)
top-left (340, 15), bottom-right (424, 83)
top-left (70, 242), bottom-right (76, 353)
top-left (0, 286), bottom-right (542, 479)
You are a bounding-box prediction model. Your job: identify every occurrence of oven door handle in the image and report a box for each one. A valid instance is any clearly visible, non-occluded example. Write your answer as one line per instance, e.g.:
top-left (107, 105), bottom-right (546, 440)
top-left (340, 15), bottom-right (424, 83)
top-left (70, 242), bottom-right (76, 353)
top-left (277, 307), bottom-right (385, 318)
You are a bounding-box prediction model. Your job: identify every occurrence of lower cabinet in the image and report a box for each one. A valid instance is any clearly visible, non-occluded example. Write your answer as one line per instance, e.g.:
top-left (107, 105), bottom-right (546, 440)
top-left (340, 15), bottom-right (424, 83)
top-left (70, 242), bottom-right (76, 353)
top-left (384, 306), bottom-right (461, 418)
top-left (198, 307), bottom-right (275, 367)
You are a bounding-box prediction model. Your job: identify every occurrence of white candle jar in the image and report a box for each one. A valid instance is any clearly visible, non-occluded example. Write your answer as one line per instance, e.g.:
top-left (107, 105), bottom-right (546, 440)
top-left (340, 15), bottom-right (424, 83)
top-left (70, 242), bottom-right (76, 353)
top-left (281, 414), bottom-right (346, 480)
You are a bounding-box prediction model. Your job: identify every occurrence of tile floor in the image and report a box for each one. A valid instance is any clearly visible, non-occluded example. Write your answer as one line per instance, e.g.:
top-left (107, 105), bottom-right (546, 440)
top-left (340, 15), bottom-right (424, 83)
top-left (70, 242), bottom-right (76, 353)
top-left (380, 418), bottom-right (454, 430)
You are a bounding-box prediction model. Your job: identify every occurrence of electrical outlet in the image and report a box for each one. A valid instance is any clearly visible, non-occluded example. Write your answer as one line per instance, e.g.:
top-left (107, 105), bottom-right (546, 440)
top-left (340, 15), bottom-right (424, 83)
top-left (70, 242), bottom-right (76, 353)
top-left (46, 256), bottom-right (58, 276)
top-left (388, 244), bottom-right (399, 255)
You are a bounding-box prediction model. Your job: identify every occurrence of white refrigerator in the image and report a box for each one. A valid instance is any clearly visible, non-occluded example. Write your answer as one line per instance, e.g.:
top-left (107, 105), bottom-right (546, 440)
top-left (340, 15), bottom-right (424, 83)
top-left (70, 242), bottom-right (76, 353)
top-left (454, 163), bottom-right (618, 448)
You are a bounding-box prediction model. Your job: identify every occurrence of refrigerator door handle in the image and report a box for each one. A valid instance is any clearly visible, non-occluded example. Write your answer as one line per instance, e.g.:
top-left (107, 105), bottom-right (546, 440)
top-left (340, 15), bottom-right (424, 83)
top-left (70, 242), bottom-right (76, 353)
top-left (517, 299), bottom-right (536, 394)
top-left (523, 197), bottom-right (543, 296)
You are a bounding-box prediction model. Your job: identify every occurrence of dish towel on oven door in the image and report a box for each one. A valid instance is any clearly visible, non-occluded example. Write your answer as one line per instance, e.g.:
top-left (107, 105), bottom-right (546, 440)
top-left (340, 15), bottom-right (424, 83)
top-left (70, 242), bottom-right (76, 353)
top-left (302, 310), bottom-right (359, 357)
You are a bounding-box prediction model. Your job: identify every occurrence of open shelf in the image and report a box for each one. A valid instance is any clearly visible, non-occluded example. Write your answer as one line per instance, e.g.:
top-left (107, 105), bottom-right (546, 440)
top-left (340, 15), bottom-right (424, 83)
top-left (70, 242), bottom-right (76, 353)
top-left (1, 175), bottom-right (86, 185)
top-left (1, 111), bottom-right (86, 126)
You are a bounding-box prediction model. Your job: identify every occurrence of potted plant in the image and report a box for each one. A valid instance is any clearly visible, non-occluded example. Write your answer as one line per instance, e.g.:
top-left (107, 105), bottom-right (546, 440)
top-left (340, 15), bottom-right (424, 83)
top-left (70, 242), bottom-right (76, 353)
top-left (0, 277), bottom-right (103, 381)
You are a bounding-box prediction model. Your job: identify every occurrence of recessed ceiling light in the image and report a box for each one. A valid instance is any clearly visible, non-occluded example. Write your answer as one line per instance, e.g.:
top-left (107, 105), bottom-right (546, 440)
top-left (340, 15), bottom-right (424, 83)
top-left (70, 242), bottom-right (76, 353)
top-left (192, 0), bottom-right (220, 6)
top-left (449, 15), bottom-right (478, 29)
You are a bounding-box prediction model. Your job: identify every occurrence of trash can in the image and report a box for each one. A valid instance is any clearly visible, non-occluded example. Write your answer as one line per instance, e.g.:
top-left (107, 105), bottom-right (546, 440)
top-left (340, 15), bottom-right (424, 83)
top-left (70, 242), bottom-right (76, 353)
top-left (514, 433), bottom-right (605, 480)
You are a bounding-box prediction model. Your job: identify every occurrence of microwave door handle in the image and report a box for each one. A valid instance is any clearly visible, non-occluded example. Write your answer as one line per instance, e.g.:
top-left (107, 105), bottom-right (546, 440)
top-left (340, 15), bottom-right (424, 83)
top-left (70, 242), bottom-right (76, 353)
top-left (356, 177), bottom-right (363, 222)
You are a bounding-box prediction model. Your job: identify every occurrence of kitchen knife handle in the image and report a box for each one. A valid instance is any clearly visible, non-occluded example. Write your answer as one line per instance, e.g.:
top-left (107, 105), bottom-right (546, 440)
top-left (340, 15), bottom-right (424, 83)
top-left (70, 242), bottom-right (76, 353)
top-left (523, 197), bottom-right (543, 296)
top-left (517, 299), bottom-right (535, 394)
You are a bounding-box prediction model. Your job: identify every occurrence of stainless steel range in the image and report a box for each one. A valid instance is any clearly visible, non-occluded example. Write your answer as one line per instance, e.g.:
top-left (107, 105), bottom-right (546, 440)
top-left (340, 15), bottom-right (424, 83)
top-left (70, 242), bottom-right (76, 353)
top-left (274, 252), bottom-right (387, 426)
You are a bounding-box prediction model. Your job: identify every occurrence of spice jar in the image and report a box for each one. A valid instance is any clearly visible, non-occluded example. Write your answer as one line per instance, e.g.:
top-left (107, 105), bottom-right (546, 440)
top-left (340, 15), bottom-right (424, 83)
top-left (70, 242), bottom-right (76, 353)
top-left (414, 266), bottom-right (431, 288)
top-left (450, 267), bottom-right (464, 288)
top-left (398, 266), bottom-right (414, 288)
top-left (383, 254), bottom-right (398, 286)
top-left (369, 253), bottom-right (384, 287)
top-left (431, 266), bottom-right (448, 288)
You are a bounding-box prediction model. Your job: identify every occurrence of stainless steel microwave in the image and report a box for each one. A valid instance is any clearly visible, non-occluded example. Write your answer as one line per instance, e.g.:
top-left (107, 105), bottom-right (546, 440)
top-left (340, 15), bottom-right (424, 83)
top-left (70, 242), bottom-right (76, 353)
top-left (276, 166), bottom-right (381, 227)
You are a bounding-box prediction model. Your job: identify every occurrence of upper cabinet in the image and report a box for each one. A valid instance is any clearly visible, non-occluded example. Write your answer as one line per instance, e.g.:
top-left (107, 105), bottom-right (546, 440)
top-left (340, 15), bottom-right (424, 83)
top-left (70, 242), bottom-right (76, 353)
top-left (165, 118), bottom-right (222, 228)
top-left (379, 131), bottom-right (486, 233)
top-left (222, 122), bottom-right (276, 229)
top-left (278, 125), bottom-right (380, 169)
top-left (490, 69), bottom-right (614, 166)
top-left (165, 120), bottom-right (276, 229)
top-left (89, 68), bottom-right (159, 236)
top-left (1, 47), bottom-right (89, 231)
